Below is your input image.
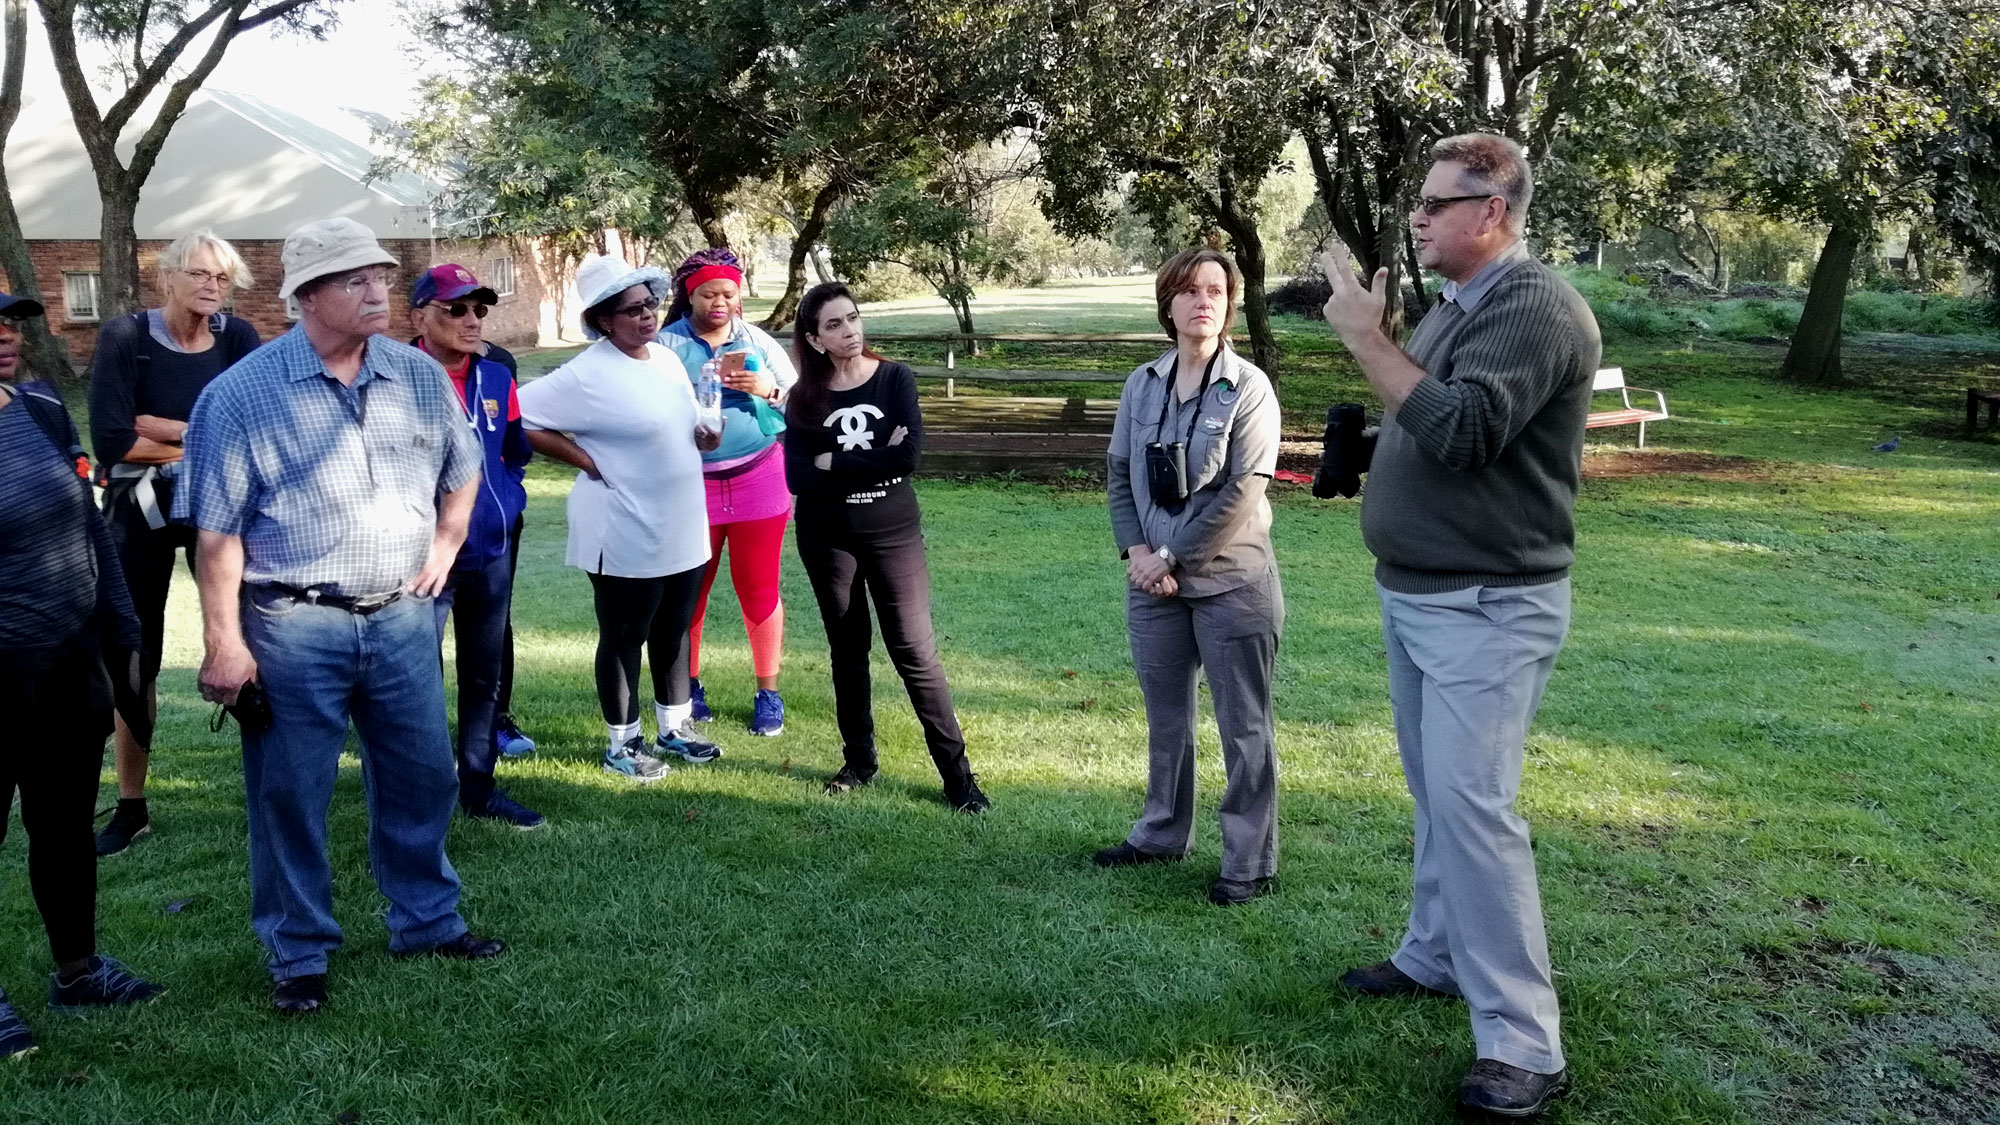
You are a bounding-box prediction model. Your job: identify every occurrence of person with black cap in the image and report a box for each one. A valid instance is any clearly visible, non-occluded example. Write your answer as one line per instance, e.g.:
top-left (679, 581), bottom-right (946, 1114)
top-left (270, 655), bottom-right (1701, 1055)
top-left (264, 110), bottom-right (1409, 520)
top-left (88, 229), bottom-right (263, 857)
top-left (0, 290), bottom-right (167, 1060)
top-left (407, 264), bottom-right (542, 829)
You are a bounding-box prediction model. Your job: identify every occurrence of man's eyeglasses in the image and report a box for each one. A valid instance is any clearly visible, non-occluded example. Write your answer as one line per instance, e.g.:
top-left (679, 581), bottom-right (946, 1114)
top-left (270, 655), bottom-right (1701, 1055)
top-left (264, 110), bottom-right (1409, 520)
top-left (611, 297), bottom-right (661, 320)
top-left (179, 268), bottom-right (233, 288)
top-left (426, 301), bottom-right (490, 320)
top-left (1411, 193), bottom-right (1497, 217)
top-left (336, 269), bottom-right (396, 296)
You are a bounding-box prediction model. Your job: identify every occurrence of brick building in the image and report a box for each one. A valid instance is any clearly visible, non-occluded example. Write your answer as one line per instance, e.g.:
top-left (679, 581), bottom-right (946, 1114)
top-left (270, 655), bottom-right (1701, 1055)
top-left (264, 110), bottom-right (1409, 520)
top-left (2, 89), bottom-right (585, 366)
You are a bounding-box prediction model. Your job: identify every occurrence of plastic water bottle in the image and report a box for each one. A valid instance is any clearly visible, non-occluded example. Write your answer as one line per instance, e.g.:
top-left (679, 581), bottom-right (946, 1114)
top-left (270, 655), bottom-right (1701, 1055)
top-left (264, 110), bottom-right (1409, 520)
top-left (696, 358), bottom-right (724, 431)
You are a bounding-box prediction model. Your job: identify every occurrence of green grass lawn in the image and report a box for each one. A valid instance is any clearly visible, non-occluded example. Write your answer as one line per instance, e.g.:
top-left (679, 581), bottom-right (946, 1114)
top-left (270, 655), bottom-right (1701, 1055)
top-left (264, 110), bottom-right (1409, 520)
top-left (5, 301), bottom-right (2000, 1122)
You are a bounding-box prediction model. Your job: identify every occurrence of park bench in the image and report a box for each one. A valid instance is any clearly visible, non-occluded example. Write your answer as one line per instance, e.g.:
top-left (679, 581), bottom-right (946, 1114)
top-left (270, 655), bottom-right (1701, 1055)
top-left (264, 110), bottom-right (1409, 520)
top-left (1585, 366), bottom-right (1670, 447)
top-left (1966, 387), bottom-right (2000, 435)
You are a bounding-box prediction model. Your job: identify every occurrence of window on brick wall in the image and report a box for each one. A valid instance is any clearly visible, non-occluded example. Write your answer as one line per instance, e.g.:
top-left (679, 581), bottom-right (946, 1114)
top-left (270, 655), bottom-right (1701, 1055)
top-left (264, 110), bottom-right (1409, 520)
top-left (284, 293), bottom-right (301, 321)
top-left (490, 256), bottom-right (516, 297)
top-left (64, 272), bottom-right (101, 322)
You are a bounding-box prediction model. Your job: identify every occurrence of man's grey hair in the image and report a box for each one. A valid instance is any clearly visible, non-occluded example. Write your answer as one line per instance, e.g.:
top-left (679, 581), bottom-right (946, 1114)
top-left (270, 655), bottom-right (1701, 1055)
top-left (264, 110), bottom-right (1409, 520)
top-left (156, 229), bottom-right (254, 290)
top-left (1431, 133), bottom-right (1533, 234)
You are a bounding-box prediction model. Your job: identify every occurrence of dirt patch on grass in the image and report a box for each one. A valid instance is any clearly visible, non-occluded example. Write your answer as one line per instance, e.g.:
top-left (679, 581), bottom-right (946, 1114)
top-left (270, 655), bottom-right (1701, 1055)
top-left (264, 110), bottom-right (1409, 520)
top-left (1582, 450), bottom-right (1770, 481)
top-left (1745, 944), bottom-right (2000, 1123)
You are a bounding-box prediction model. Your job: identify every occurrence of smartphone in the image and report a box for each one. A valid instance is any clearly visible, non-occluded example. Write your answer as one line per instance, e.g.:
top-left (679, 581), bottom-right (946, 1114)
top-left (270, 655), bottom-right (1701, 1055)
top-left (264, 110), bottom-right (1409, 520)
top-left (719, 352), bottom-right (748, 376)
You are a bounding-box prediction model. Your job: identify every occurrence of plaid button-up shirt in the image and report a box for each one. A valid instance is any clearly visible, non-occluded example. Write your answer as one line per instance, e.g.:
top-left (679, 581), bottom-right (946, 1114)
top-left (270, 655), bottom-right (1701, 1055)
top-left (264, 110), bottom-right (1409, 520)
top-left (176, 325), bottom-right (483, 597)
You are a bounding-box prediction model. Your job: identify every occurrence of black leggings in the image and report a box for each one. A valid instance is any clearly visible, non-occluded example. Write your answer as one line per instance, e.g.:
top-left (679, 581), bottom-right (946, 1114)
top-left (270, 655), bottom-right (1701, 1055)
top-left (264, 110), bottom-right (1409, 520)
top-left (497, 513), bottom-right (524, 717)
top-left (0, 637), bottom-right (106, 965)
top-left (794, 489), bottom-right (970, 785)
top-left (587, 566), bottom-right (704, 726)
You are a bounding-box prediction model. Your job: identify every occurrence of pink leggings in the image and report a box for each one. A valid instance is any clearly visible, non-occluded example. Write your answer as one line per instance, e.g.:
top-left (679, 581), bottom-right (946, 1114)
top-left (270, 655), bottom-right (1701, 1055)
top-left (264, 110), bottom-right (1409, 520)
top-left (690, 512), bottom-right (787, 680)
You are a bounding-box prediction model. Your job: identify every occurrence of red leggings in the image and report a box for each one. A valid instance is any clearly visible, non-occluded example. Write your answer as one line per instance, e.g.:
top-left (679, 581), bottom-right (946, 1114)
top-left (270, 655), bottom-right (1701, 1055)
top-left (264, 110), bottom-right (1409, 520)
top-left (690, 512), bottom-right (788, 680)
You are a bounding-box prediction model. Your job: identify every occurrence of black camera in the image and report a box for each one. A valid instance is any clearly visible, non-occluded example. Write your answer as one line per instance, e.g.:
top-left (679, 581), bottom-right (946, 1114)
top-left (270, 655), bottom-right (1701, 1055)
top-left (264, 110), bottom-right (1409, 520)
top-left (1312, 403), bottom-right (1379, 500)
top-left (1145, 440), bottom-right (1191, 511)
top-left (210, 680), bottom-right (274, 735)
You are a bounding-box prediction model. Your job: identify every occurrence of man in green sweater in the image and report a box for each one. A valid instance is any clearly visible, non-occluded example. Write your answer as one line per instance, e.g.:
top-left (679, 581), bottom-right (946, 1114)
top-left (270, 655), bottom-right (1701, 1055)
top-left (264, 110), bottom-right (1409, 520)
top-left (1320, 132), bottom-right (1601, 1119)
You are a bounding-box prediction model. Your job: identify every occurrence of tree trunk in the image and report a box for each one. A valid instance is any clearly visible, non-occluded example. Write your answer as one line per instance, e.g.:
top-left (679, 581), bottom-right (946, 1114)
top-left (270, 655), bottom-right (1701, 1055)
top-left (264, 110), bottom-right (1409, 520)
top-left (810, 246), bottom-right (835, 284)
top-left (98, 180), bottom-right (143, 320)
top-left (762, 178), bottom-right (844, 332)
top-left (687, 193), bottom-right (731, 250)
top-left (1214, 163), bottom-right (1277, 381)
top-left (0, 0), bottom-right (73, 377)
top-left (1780, 221), bottom-right (1864, 385)
top-left (1908, 224), bottom-right (1928, 288)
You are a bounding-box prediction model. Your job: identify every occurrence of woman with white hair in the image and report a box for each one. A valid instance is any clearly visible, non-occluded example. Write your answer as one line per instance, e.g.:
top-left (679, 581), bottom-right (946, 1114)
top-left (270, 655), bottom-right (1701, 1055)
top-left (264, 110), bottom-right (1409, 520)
top-left (88, 229), bottom-right (262, 858)
top-left (516, 256), bottom-right (722, 782)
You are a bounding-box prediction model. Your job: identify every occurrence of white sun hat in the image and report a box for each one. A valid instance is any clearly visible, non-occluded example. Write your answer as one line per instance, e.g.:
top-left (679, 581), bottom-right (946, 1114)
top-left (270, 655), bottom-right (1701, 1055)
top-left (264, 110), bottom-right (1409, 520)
top-left (574, 254), bottom-right (669, 341)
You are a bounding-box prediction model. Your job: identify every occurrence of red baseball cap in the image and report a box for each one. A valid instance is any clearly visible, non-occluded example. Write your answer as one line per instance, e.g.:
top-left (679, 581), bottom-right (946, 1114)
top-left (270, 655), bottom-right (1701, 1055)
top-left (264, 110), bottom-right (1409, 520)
top-left (411, 263), bottom-right (498, 309)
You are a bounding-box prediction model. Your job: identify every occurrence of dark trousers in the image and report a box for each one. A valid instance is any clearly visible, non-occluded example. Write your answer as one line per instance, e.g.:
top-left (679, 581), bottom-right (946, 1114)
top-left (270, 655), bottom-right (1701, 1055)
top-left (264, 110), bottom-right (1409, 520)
top-left (105, 485), bottom-right (197, 686)
top-left (497, 514), bottom-right (523, 718)
top-left (587, 566), bottom-right (704, 726)
top-left (435, 553), bottom-right (512, 809)
top-left (0, 638), bottom-right (106, 965)
top-left (794, 491), bottom-right (970, 784)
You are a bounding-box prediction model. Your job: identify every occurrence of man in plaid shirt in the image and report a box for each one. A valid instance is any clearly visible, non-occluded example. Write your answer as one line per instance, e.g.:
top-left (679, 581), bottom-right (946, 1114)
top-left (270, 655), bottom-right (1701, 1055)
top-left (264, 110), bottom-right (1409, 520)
top-left (177, 219), bottom-right (507, 1014)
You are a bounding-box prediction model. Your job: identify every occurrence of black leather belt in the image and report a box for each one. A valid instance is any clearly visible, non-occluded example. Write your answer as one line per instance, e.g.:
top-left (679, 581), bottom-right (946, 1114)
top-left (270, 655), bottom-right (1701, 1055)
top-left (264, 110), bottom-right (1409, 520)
top-left (260, 583), bottom-right (404, 615)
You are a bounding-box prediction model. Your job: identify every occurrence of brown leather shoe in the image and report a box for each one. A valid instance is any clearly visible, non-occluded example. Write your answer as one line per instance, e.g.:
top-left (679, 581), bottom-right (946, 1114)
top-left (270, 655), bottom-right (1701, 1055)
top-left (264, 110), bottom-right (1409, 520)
top-left (1091, 841), bottom-right (1182, 867)
top-left (1457, 1059), bottom-right (1569, 1118)
top-left (398, 932), bottom-right (507, 960)
top-left (1337, 959), bottom-right (1457, 998)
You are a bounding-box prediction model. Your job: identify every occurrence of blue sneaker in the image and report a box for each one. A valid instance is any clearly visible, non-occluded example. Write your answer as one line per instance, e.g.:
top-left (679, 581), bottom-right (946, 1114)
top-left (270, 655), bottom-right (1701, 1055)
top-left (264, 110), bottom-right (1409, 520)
top-left (48, 955), bottom-right (166, 1010)
top-left (603, 736), bottom-right (671, 783)
top-left (749, 689), bottom-right (785, 737)
top-left (0, 989), bottom-right (34, 1059)
top-left (688, 679), bottom-right (713, 723)
top-left (495, 716), bottom-right (536, 758)
top-left (656, 725), bottom-right (722, 764)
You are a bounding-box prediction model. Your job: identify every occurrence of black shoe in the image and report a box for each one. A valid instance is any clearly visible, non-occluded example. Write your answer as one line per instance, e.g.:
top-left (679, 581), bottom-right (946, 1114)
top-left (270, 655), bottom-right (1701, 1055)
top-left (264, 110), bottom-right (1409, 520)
top-left (824, 764), bottom-right (877, 794)
top-left (1091, 841), bottom-right (1183, 868)
top-left (1457, 1059), bottom-right (1570, 1118)
top-left (1339, 959), bottom-right (1458, 999)
top-left (94, 802), bottom-right (151, 857)
top-left (945, 774), bottom-right (990, 813)
top-left (466, 788), bottom-right (546, 830)
top-left (1207, 876), bottom-right (1276, 905)
top-left (271, 974), bottom-right (327, 1014)
top-left (400, 932), bottom-right (507, 961)
top-left (0, 989), bottom-right (34, 1060)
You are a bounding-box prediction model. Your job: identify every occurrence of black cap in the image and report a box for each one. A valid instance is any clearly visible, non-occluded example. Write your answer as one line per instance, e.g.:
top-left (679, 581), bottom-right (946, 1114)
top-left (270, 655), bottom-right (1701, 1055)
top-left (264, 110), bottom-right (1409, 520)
top-left (0, 291), bottom-right (45, 318)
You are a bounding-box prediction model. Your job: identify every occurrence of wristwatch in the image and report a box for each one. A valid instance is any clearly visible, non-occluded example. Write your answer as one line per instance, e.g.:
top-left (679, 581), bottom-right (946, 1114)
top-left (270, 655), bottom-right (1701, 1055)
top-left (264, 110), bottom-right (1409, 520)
top-left (1155, 545), bottom-right (1177, 570)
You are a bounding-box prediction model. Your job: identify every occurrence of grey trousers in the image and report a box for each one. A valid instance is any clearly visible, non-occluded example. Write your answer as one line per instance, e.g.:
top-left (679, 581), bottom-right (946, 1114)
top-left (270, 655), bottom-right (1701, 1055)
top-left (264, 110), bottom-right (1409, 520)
top-left (1378, 579), bottom-right (1570, 1074)
top-left (1125, 573), bottom-right (1283, 881)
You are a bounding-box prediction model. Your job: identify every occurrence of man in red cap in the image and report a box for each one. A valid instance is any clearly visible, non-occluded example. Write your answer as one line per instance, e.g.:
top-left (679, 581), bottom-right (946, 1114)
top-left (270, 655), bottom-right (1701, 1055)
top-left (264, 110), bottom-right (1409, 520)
top-left (409, 264), bottom-right (542, 828)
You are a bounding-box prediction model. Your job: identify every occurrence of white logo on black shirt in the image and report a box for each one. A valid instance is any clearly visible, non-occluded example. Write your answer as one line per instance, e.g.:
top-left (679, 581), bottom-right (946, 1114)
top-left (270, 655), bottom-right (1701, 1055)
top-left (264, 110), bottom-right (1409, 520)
top-left (826, 404), bottom-right (884, 450)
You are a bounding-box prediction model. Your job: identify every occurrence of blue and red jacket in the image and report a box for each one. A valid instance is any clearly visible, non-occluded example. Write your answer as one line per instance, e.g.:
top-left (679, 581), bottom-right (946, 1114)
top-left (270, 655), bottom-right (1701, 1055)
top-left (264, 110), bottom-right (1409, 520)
top-left (422, 344), bottom-right (530, 571)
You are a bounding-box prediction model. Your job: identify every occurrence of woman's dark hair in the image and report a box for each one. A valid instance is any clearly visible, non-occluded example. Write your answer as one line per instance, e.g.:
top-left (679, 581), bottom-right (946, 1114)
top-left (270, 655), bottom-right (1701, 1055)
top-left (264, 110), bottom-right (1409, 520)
top-left (581, 295), bottom-right (617, 341)
top-left (787, 281), bottom-right (871, 427)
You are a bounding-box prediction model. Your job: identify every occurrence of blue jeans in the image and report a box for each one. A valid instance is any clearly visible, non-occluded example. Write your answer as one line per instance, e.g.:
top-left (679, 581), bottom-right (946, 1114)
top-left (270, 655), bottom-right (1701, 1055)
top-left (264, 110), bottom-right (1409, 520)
top-left (435, 554), bottom-right (512, 809)
top-left (241, 586), bottom-right (467, 981)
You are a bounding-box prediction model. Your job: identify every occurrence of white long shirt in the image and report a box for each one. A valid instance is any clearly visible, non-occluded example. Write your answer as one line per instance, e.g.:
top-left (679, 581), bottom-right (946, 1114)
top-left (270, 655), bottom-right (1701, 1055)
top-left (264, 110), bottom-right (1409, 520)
top-left (518, 339), bottom-right (711, 578)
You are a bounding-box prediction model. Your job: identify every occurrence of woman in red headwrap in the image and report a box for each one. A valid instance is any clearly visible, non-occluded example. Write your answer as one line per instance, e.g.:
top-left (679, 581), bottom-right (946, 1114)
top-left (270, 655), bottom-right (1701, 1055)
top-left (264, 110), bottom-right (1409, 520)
top-left (656, 249), bottom-right (797, 739)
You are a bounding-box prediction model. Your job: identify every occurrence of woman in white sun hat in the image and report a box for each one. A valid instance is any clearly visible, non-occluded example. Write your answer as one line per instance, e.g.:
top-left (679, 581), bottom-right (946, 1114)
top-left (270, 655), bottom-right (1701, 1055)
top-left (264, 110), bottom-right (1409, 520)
top-left (516, 255), bottom-right (723, 782)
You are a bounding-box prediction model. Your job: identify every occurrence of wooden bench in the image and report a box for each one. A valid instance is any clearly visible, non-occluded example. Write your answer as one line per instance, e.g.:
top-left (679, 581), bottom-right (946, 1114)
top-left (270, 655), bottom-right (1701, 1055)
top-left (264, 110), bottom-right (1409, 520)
top-left (1967, 387), bottom-right (2000, 435)
top-left (1585, 367), bottom-right (1670, 447)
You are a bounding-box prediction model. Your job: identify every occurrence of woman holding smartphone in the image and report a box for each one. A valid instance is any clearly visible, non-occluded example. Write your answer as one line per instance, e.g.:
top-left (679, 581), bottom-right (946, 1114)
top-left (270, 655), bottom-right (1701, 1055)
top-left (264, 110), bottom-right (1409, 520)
top-left (783, 282), bottom-right (987, 813)
top-left (656, 249), bottom-right (797, 738)
top-left (1095, 249), bottom-right (1284, 906)
top-left (517, 255), bottom-right (722, 781)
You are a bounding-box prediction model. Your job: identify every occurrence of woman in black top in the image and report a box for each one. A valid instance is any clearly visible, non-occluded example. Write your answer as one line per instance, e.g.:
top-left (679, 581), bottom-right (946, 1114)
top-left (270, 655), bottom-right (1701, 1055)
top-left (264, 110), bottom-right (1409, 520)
top-left (0, 293), bottom-right (166, 1061)
top-left (784, 283), bottom-right (987, 813)
top-left (87, 230), bottom-right (262, 856)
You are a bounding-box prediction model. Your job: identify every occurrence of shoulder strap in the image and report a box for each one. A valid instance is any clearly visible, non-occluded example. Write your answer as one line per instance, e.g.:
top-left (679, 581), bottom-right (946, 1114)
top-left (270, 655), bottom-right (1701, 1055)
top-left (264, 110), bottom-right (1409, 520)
top-left (19, 384), bottom-right (94, 487)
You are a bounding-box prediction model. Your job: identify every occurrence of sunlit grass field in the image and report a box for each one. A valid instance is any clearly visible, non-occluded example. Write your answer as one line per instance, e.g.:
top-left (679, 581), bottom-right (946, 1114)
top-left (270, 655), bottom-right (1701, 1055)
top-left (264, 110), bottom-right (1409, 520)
top-left (3, 285), bottom-right (1999, 1122)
